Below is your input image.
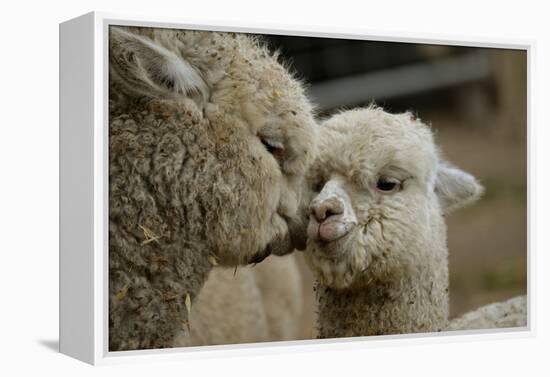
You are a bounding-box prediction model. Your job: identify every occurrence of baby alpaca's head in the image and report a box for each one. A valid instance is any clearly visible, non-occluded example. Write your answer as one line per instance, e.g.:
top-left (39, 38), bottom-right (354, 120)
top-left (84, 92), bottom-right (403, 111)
top-left (306, 107), bottom-right (482, 289)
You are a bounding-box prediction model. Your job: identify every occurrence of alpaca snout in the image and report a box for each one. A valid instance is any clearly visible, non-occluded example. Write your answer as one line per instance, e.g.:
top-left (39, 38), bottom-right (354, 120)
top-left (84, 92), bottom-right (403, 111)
top-left (310, 196), bottom-right (344, 223)
top-left (308, 197), bottom-right (356, 243)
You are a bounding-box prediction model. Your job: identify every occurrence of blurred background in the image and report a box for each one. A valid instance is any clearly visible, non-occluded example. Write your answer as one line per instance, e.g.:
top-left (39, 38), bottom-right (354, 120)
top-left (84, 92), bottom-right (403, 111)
top-left (261, 34), bottom-right (527, 322)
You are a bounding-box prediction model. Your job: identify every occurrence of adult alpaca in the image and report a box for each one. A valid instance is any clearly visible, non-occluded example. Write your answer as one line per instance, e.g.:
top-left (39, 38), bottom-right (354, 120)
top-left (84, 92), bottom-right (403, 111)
top-left (109, 26), bottom-right (316, 351)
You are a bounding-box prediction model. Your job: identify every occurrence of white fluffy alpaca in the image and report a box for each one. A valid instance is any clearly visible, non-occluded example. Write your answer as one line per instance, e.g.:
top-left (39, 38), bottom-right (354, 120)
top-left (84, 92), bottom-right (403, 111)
top-left (448, 295), bottom-right (527, 331)
top-left (304, 106), bottom-right (526, 338)
top-left (174, 254), bottom-right (308, 347)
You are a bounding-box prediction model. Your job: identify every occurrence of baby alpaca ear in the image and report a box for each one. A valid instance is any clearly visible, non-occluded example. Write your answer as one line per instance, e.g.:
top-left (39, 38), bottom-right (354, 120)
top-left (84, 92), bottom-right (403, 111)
top-left (109, 27), bottom-right (209, 107)
top-left (435, 162), bottom-right (483, 214)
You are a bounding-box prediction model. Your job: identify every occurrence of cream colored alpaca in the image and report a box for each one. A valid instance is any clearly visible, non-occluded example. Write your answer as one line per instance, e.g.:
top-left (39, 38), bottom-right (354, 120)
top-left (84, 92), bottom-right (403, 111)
top-left (448, 296), bottom-right (527, 331)
top-left (305, 107), bottom-right (526, 338)
top-left (173, 254), bottom-right (307, 347)
top-left (109, 26), bottom-right (317, 350)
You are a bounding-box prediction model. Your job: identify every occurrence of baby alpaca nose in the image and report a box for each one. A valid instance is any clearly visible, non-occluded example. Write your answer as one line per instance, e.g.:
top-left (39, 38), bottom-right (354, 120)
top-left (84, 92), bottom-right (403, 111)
top-left (310, 197), bottom-right (344, 223)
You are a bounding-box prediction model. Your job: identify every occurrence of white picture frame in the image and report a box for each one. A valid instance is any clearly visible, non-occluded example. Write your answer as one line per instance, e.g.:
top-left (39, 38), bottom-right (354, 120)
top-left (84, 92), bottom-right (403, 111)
top-left (59, 11), bottom-right (534, 365)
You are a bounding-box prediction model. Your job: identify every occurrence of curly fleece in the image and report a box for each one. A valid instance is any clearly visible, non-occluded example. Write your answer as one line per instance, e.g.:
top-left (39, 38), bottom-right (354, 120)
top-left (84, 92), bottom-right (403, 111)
top-left (173, 254), bottom-right (306, 347)
top-left (305, 107), bottom-right (484, 338)
top-left (448, 295), bottom-right (527, 331)
top-left (108, 27), bottom-right (316, 351)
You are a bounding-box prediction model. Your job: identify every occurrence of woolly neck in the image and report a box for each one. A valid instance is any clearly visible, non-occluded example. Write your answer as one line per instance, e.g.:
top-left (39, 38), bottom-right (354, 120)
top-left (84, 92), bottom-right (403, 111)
top-left (316, 266), bottom-right (449, 339)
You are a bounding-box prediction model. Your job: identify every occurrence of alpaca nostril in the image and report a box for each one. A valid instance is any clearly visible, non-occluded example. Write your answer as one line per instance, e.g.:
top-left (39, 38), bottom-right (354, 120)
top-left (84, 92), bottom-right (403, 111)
top-left (311, 200), bottom-right (344, 223)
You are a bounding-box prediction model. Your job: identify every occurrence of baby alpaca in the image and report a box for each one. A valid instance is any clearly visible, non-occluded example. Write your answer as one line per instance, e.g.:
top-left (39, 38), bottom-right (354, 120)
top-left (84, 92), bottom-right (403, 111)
top-left (305, 107), bottom-right (524, 338)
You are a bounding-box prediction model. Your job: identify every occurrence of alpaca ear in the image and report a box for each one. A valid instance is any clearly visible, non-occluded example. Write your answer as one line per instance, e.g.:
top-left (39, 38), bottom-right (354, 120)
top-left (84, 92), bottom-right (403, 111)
top-left (109, 27), bottom-right (209, 107)
top-left (434, 162), bottom-right (483, 214)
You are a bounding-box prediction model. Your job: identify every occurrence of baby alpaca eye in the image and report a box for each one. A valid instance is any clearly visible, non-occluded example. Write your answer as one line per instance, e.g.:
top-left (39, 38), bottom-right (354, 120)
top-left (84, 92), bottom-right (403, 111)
top-left (376, 176), bottom-right (401, 193)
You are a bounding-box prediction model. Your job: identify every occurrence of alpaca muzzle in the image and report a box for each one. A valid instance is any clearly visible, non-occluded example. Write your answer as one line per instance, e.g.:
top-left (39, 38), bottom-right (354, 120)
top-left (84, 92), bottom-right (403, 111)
top-left (308, 192), bottom-right (357, 243)
top-left (248, 231), bottom-right (293, 264)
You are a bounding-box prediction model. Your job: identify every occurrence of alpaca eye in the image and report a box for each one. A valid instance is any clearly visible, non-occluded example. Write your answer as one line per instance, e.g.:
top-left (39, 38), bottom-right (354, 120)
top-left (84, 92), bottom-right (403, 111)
top-left (376, 177), bottom-right (401, 193)
top-left (314, 178), bottom-right (326, 193)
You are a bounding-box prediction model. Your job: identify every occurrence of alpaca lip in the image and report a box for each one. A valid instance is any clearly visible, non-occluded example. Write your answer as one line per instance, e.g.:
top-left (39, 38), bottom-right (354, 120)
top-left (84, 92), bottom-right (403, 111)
top-left (267, 231), bottom-right (292, 256)
top-left (249, 231), bottom-right (293, 264)
top-left (308, 216), bottom-right (355, 243)
top-left (248, 250), bottom-right (270, 264)
top-left (319, 220), bottom-right (352, 242)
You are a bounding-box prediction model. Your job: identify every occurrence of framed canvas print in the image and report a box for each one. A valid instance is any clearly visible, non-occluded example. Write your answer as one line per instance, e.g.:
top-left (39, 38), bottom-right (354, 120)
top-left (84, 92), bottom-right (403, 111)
top-left (59, 11), bottom-right (531, 365)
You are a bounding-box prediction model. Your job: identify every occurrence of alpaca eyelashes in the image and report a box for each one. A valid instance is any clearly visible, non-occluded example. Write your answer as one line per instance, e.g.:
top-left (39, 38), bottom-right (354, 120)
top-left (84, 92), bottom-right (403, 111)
top-left (313, 178), bottom-right (326, 193)
top-left (375, 176), bottom-right (401, 194)
top-left (160, 75), bottom-right (175, 90)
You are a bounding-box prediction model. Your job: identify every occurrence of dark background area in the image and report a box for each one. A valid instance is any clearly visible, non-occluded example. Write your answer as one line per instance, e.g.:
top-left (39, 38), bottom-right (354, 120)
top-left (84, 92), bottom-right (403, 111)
top-left (261, 34), bottom-right (527, 321)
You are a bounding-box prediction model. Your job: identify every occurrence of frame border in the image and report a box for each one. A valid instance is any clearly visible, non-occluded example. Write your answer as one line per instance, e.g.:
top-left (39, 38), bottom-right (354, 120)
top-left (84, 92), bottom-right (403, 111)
top-left (60, 11), bottom-right (535, 365)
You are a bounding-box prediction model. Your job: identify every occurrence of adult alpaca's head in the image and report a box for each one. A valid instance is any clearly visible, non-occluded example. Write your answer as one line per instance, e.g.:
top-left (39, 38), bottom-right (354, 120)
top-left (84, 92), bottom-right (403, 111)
top-left (109, 27), bottom-right (319, 350)
top-left (109, 27), bottom-right (317, 266)
top-left (305, 107), bottom-right (482, 290)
